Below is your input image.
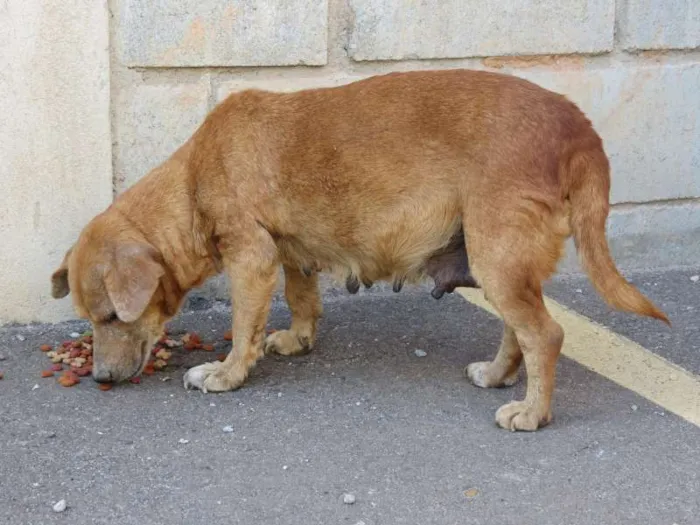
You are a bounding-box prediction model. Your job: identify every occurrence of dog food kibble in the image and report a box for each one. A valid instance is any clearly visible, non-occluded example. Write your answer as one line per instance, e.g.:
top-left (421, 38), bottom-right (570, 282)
top-left (223, 330), bottom-right (233, 341)
top-left (98, 383), bottom-right (113, 391)
top-left (37, 330), bottom-right (232, 389)
top-left (155, 349), bottom-right (171, 360)
top-left (57, 372), bottom-right (80, 387)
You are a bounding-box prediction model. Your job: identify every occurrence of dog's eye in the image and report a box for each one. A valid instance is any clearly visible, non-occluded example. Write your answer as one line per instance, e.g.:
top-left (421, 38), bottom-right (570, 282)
top-left (104, 312), bottom-right (119, 323)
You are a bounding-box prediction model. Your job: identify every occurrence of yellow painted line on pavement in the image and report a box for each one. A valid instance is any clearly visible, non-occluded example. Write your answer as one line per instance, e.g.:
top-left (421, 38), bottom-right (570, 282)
top-left (457, 288), bottom-right (700, 428)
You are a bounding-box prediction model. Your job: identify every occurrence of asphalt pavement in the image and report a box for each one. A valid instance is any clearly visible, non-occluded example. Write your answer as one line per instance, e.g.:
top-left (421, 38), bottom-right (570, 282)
top-left (1, 267), bottom-right (698, 525)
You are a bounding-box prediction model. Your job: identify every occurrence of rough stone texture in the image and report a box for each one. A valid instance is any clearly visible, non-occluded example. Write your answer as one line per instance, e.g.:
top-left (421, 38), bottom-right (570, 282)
top-left (618, 0), bottom-right (700, 51)
top-left (348, 0), bottom-right (614, 61)
top-left (119, 0), bottom-right (328, 67)
top-left (510, 63), bottom-right (700, 203)
top-left (0, 0), bottom-right (112, 324)
top-left (115, 80), bottom-right (210, 192)
top-left (216, 74), bottom-right (370, 102)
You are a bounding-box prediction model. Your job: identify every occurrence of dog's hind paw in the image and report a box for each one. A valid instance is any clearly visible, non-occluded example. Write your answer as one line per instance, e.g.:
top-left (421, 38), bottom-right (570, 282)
top-left (495, 400), bottom-right (552, 432)
top-left (465, 361), bottom-right (519, 388)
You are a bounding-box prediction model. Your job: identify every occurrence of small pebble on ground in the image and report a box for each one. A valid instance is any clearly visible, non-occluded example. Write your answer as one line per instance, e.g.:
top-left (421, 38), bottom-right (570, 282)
top-left (52, 500), bottom-right (67, 513)
top-left (343, 493), bottom-right (356, 504)
top-left (414, 349), bottom-right (427, 357)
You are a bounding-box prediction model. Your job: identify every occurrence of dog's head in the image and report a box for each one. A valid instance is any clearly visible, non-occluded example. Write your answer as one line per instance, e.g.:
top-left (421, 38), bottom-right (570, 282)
top-left (51, 213), bottom-right (179, 383)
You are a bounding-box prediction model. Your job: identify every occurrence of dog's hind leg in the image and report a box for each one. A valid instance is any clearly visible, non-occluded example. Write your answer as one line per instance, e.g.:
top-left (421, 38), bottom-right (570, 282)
top-left (265, 265), bottom-right (323, 356)
top-left (465, 326), bottom-right (522, 388)
top-left (464, 202), bottom-right (567, 431)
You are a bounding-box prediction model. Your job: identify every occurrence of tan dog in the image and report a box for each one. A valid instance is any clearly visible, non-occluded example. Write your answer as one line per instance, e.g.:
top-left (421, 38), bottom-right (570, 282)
top-left (51, 69), bottom-right (669, 431)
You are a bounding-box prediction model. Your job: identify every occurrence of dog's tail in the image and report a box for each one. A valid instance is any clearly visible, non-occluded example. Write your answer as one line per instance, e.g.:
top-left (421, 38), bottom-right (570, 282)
top-left (566, 140), bottom-right (670, 325)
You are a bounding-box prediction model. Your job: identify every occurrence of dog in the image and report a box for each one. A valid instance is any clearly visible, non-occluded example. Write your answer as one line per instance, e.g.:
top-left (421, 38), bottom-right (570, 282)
top-left (50, 69), bottom-right (669, 431)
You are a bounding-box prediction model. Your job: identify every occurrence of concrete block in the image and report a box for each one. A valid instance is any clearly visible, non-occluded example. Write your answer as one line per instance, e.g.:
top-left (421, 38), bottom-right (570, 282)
top-left (216, 74), bottom-right (371, 102)
top-left (0, 0), bottom-right (112, 324)
top-left (510, 63), bottom-right (700, 203)
top-left (348, 0), bottom-right (614, 61)
top-left (115, 80), bottom-right (210, 192)
top-left (120, 0), bottom-right (328, 67)
top-left (618, 0), bottom-right (700, 51)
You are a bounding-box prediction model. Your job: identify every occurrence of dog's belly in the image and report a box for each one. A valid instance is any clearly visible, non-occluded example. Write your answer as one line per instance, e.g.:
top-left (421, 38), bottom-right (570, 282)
top-left (276, 228), bottom-right (479, 298)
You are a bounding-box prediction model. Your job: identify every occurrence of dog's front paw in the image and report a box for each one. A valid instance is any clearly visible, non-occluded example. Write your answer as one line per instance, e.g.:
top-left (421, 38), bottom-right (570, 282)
top-left (495, 400), bottom-right (551, 432)
top-left (183, 362), bottom-right (245, 393)
top-left (264, 330), bottom-right (312, 356)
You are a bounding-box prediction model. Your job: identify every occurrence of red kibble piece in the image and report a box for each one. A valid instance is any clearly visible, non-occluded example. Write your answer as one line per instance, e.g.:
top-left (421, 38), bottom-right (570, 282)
top-left (202, 344), bottom-right (214, 352)
top-left (74, 368), bottom-right (91, 377)
top-left (143, 365), bottom-right (155, 376)
top-left (190, 333), bottom-right (201, 345)
top-left (62, 341), bottom-right (72, 348)
top-left (223, 330), bottom-right (233, 341)
top-left (216, 353), bottom-right (226, 362)
top-left (184, 342), bottom-right (196, 351)
top-left (40, 344), bottom-right (52, 352)
top-left (98, 383), bottom-right (112, 391)
top-left (129, 376), bottom-right (141, 384)
top-left (50, 364), bottom-right (63, 372)
top-left (83, 336), bottom-right (93, 345)
top-left (41, 370), bottom-right (54, 378)
top-left (71, 341), bottom-right (82, 348)
top-left (57, 372), bottom-right (79, 387)
top-left (69, 349), bottom-right (81, 359)
top-left (152, 347), bottom-right (161, 356)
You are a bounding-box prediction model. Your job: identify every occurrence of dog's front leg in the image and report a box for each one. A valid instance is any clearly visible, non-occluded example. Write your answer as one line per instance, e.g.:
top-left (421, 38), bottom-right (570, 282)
top-left (264, 265), bottom-right (322, 356)
top-left (184, 252), bottom-right (277, 393)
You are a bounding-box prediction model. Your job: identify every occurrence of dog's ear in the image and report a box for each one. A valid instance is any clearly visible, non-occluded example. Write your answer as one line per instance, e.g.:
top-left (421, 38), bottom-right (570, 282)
top-left (104, 243), bottom-right (164, 323)
top-left (51, 247), bottom-right (74, 299)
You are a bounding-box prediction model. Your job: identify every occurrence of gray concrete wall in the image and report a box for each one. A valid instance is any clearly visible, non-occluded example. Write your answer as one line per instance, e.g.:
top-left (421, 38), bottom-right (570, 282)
top-left (2, 0), bottom-right (699, 323)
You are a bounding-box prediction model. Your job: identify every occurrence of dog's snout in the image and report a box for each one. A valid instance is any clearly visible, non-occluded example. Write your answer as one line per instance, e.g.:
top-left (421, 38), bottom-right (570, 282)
top-left (92, 368), bottom-right (113, 384)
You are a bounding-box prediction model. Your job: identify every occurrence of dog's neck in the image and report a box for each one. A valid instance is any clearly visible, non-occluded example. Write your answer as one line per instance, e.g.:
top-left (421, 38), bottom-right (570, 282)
top-left (113, 142), bottom-right (221, 301)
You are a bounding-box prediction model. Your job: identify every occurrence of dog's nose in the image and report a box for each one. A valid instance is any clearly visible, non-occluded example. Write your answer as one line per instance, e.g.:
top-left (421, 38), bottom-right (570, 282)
top-left (92, 368), bottom-right (113, 383)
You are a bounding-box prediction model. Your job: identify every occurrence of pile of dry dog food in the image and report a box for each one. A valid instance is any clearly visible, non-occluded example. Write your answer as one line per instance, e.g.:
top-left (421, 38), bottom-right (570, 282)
top-left (37, 330), bottom-right (232, 390)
